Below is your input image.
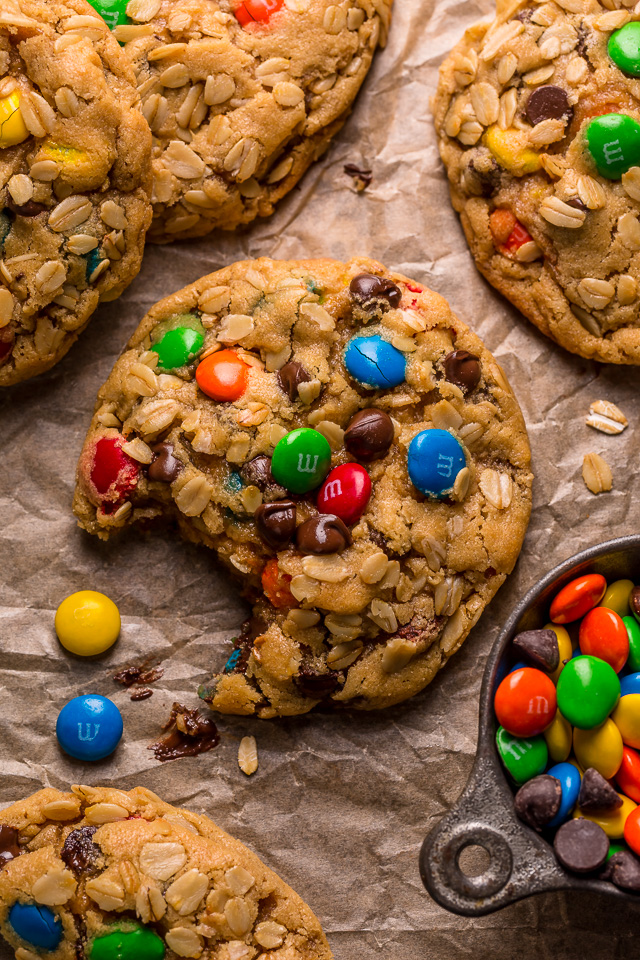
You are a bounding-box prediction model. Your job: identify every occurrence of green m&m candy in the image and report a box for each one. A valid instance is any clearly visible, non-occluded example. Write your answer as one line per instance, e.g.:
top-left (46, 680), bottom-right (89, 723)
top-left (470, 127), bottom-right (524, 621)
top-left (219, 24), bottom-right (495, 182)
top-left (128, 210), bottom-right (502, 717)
top-left (91, 926), bottom-right (165, 960)
top-left (87, 0), bottom-right (129, 29)
top-left (556, 655), bottom-right (620, 729)
top-left (151, 314), bottom-right (205, 372)
top-left (271, 428), bottom-right (331, 494)
top-left (609, 22), bottom-right (640, 77)
top-left (624, 615), bottom-right (640, 673)
top-left (496, 725), bottom-right (548, 784)
top-left (585, 113), bottom-right (640, 179)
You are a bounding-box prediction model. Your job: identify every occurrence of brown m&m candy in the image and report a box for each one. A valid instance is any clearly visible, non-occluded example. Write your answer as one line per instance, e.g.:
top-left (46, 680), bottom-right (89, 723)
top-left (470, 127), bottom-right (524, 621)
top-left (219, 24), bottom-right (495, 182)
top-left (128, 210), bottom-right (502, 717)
top-left (277, 361), bottom-right (312, 401)
top-left (0, 826), bottom-right (20, 867)
top-left (443, 350), bottom-right (481, 393)
top-left (513, 629), bottom-right (560, 672)
top-left (255, 501), bottom-right (296, 549)
top-left (577, 767), bottom-right (623, 814)
top-left (525, 85), bottom-right (572, 126)
top-left (349, 273), bottom-right (402, 311)
top-left (553, 818), bottom-right (609, 873)
top-left (514, 775), bottom-right (562, 831)
top-left (344, 408), bottom-right (394, 461)
top-left (148, 442), bottom-right (182, 483)
top-left (296, 514), bottom-right (352, 554)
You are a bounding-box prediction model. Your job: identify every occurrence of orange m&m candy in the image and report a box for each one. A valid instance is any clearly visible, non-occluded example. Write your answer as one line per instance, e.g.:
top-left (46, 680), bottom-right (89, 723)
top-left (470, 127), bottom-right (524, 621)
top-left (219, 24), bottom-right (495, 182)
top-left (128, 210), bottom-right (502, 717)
top-left (623, 803), bottom-right (640, 855)
top-left (494, 667), bottom-right (557, 738)
top-left (550, 574), bottom-right (607, 624)
top-left (579, 606), bottom-right (629, 673)
top-left (616, 746), bottom-right (640, 803)
top-left (196, 349), bottom-right (248, 402)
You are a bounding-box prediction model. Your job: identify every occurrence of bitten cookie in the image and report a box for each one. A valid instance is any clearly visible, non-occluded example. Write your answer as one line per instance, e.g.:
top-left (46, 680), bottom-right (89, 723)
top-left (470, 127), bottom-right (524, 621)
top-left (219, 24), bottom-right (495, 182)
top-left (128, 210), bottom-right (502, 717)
top-left (0, 784), bottom-right (332, 959)
top-left (434, 0), bottom-right (640, 364)
top-left (73, 257), bottom-right (533, 717)
top-left (0, 0), bottom-right (152, 387)
top-left (108, 0), bottom-right (391, 241)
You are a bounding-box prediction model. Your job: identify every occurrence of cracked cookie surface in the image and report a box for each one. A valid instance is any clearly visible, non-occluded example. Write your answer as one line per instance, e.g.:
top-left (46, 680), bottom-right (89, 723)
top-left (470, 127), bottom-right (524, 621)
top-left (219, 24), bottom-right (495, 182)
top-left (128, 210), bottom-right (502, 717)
top-left (434, 0), bottom-right (640, 364)
top-left (73, 256), bottom-right (532, 718)
top-left (0, 0), bottom-right (152, 387)
top-left (114, 0), bottom-right (391, 241)
top-left (0, 784), bottom-right (332, 960)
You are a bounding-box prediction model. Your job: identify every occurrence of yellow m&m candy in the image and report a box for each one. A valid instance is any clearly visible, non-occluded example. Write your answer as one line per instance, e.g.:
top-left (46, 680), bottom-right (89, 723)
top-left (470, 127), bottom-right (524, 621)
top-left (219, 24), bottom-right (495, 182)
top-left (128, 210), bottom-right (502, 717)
top-left (55, 590), bottom-right (120, 656)
top-left (574, 719), bottom-right (623, 780)
top-left (612, 694), bottom-right (640, 749)
top-left (0, 91), bottom-right (29, 148)
top-left (574, 793), bottom-right (636, 839)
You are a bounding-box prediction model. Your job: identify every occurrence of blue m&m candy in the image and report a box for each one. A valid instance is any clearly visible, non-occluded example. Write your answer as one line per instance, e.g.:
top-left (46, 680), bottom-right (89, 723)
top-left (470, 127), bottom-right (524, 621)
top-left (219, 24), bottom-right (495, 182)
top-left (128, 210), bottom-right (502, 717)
top-left (9, 902), bottom-right (62, 950)
top-left (621, 673), bottom-right (640, 697)
top-left (547, 762), bottom-right (581, 828)
top-left (407, 429), bottom-right (466, 498)
top-left (344, 335), bottom-right (406, 389)
top-left (56, 694), bottom-right (123, 761)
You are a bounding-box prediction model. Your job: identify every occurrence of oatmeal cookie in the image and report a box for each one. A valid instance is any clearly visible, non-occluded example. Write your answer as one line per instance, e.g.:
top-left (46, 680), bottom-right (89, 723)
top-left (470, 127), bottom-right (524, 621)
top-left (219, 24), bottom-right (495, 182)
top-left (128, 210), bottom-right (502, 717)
top-left (107, 0), bottom-right (391, 241)
top-left (434, 0), bottom-right (640, 364)
top-left (0, 784), bottom-right (332, 959)
top-left (73, 257), bottom-right (533, 717)
top-left (0, 0), bottom-right (152, 387)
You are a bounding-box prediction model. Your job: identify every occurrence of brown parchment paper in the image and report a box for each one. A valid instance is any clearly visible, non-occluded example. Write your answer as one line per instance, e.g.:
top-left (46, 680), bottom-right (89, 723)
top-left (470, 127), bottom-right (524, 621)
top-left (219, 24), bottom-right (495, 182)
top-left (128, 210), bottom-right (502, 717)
top-left (2, 1), bottom-right (640, 957)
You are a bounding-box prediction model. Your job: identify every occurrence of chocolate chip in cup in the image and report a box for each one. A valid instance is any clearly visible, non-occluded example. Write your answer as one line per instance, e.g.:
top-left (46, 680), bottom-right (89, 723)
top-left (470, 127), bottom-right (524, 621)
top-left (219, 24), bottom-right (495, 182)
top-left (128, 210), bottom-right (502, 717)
top-left (344, 408), bottom-right (394, 461)
top-left (514, 775), bottom-right (562, 831)
top-left (525, 85), bottom-right (572, 126)
top-left (512, 628), bottom-right (560, 673)
top-left (296, 514), bottom-right (353, 555)
top-left (255, 501), bottom-right (297, 549)
top-left (443, 350), bottom-right (481, 394)
top-left (577, 767), bottom-right (624, 814)
top-left (553, 818), bottom-right (609, 873)
top-left (277, 361), bottom-right (312, 401)
top-left (602, 850), bottom-right (640, 891)
top-left (349, 273), bottom-right (402, 311)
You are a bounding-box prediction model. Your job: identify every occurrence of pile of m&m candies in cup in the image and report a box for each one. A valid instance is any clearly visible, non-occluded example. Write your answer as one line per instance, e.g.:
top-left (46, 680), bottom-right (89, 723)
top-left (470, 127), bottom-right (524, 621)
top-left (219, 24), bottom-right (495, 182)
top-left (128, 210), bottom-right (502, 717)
top-left (495, 573), bottom-right (640, 888)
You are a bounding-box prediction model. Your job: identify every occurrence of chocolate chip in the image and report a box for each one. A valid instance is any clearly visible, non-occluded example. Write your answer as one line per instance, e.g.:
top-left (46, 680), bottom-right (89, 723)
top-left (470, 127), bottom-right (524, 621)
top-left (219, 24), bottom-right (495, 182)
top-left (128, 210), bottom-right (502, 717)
top-left (512, 629), bottom-right (559, 672)
top-left (0, 826), bottom-right (20, 866)
top-left (578, 767), bottom-right (623, 814)
top-left (148, 442), bottom-right (182, 483)
top-left (296, 514), bottom-right (353, 554)
top-left (566, 197), bottom-right (587, 211)
top-left (443, 350), bottom-right (481, 393)
top-left (602, 851), bottom-right (640, 891)
top-left (514, 775), bottom-right (562, 831)
top-left (630, 586), bottom-right (640, 619)
top-left (6, 198), bottom-right (47, 217)
top-left (255, 500), bottom-right (297, 549)
top-left (553, 818), bottom-right (609, 873)
top-left (61, 826), bottom-right (101, 876)
top-left (295, 668), bottom-right (340, 700)
top-left (525, 85), bottom-right (572, 126)
top-left (514, 7), bottom-right (533, 20)
top-left (349, 273), bottom-right (402, 311)
top-left (344, 408), bottom-right (394, 461)
top-left (465, 153), bottom-right (501, 198)
top-left (277, 361), bottom-right (312, 401)
top-left (241, 455), bottom-right (274, 491)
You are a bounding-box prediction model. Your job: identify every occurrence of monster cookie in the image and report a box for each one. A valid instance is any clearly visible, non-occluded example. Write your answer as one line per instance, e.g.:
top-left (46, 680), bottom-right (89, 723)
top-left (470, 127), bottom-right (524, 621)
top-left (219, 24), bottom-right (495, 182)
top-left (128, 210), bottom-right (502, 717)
top-left (434, 0), bottom-right (640, 363)
top-left (0, 0), bottom-right (152, 386)
top-left (73, 257), bottom-right (532, 717)
top-left (105, 0), bottom-right (391, 241)
top-left (0, 784), bottom-right (332, 959)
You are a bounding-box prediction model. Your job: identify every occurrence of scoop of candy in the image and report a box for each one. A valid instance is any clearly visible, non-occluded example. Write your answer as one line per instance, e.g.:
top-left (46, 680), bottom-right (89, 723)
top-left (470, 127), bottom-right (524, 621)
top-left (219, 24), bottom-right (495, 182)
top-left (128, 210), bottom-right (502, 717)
top-left (495, 573), bottom-right (640, 889)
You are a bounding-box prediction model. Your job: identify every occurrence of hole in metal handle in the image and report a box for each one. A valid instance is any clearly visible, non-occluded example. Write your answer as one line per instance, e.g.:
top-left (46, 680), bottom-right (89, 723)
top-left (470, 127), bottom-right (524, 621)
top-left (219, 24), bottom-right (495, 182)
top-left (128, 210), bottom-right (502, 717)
top-left (439, 824), bottom-right (513, 899)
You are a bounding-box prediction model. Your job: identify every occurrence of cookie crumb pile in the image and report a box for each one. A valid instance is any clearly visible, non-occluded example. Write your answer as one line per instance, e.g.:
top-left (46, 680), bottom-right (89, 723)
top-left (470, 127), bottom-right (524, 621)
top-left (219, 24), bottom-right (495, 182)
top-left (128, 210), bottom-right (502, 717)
top-left (73, 256), bottom-right (532, 718)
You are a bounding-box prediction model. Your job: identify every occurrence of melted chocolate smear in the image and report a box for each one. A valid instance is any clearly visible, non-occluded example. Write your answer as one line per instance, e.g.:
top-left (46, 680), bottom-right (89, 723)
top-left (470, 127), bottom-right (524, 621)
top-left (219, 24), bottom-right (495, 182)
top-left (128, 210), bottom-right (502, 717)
top-left (344, 163), bottom-right (373, 191)
top-left (150, 702), bottom-right (220, 762)
top-left (61, 826), bottom-right (101, 876)
top-left (131, 687), bottom-right (154, 701)
top-left (0, 826), bottom-right (20, 866)
top-left (114, 659), bottom-right (164, 700)
top-left (295, 667), bottom-right (340, 701)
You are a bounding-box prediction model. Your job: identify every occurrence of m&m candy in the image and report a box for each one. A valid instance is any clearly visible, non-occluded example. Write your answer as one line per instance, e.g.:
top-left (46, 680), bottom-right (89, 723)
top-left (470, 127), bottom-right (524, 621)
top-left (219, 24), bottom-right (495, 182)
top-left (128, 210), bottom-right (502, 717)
top-left (495, 726), bottom-right (548, 784)
top-left (55, 591), bottom-right (120, 657)
top-left (9, 903), bottom-right (62, 950)
top-left (556, 655), bottom-right (620, 729)
top-left (585, 114), bottom-right (640, 179)
top-left (196, 349), bottom-right (248, 402)
top-left (621, 673), bottom-right (640, 697)
top-left (546, 623), bottom-right (572, 683)
top-left (89, 436), bottom-right (139, 502)
top-left (575, 793), bottom-right (636, 840)
top-left (407, 429), bottom-right (466, 498)
top-left (625, 616), bottom-right (640, 672)
top-left (271, 428), bottom-right (331, 494)
top-left (87, 0), bottom-right (129, 27)
top-left (579, 606), bottom-right (629, 673)
top-left (601, 579), bottom-right (635, 617)
top-left (91, 926), bottom-right (165, 960)
top-left (0, 91), bottom-right (29, 148)
top-left (235, 0), bottom-right (283, 26)
top-left (151, 314), bottom-right (205, 372)
top-left (544, 710), bottom-right (572, 764)
top-left (612, 694), bottom-right (640, 749)
top-left (317, 464), bottom-right (371, 525)
top-left (550, 573), bottom-right (606, 623)
top-left (608, 22), bottom-right (640, 77)
top-left (547, 762), bottom-right (581, 827)
top-left (344, 335), bottom-right (406, 389)
top-left (616, 746), bottom-right (640, 803)
top-left (56, 695), bottom-right (123, 762)
top-left (574, 719), bottom-right (623, 779)
top-left (494, 667), bottom-right (556, 737)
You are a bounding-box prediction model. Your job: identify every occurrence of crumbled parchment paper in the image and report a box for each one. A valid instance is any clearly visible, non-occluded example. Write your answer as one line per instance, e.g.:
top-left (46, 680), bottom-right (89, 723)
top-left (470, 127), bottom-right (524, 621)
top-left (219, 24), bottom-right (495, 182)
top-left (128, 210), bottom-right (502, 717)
top-left (2, 1), bottom-right (640, 957)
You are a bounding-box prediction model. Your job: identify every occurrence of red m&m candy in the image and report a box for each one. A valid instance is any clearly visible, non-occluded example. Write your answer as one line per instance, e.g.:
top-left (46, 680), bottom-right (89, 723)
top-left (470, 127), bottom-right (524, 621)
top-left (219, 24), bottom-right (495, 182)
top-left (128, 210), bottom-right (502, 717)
top-left (317, 464), bottom-right (371, 526)
top-left (550, 574), bottom-right (607, 624)
top-left (235, 0), bottom-right (283, 26)
top-left (494, 667), bottom-right (557, 737)
top-left (579, 606), bottom-right (629, 673)
top-left (90, 436), bottom-right (139, 502)
top-left (617, 746), bottom-right (640, 803)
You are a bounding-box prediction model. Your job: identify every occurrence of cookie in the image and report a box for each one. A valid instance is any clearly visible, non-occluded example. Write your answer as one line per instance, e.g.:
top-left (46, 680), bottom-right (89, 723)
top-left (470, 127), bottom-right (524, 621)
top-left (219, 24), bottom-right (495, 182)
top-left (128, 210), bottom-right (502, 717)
top-left (0, 0), bottom-right (152, 387)
top-left (0, 784), bottom-right (332, 959)
top-left (433, 0), bottom-right (640, 364)
top-left (107, 0), bottom-right (391, 241)
top-left (73, 256), bottom-right (533, 717)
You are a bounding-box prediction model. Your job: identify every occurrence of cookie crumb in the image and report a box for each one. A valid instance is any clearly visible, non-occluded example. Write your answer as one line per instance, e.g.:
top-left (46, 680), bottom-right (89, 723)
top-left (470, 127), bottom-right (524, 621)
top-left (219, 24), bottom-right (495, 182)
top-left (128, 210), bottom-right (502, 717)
top-left (238, 736), bottom-right (258, 776)
top-left (586, 400), bottom-right (628, 435)
top-left (582, 453), bottom-right (613, 494)
top-left (344, 163), bottom-right (372, 192)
